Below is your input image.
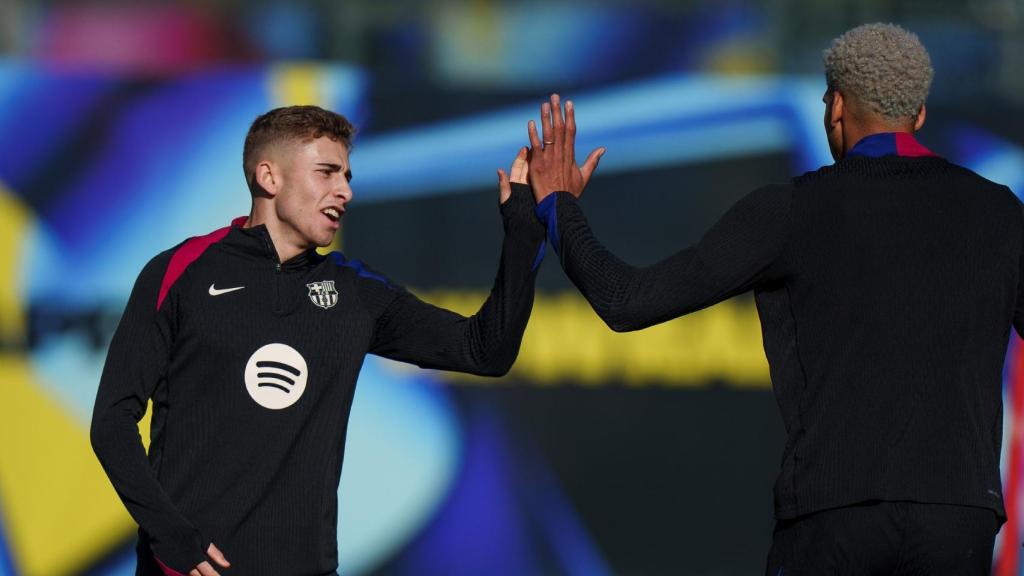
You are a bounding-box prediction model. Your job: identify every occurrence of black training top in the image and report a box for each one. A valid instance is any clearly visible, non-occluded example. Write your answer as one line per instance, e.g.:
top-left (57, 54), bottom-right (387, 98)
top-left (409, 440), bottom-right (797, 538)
top-left (91, 184), bottom-right (544, 576)
top-left (536, 133), bottom-right (1022, 521)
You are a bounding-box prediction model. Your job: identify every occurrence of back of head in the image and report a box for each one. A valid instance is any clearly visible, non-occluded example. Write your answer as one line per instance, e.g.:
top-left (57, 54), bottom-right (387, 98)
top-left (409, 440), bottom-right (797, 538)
top-left (823, 23), bottom-right (933, 126)
top-left (242, 105), bottom-right (356, 193)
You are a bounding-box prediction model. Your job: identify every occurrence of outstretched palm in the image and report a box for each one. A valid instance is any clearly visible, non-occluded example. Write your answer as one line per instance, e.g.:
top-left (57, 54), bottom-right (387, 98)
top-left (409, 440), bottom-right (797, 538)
top-left (527, 94), bottom-right (605, 204)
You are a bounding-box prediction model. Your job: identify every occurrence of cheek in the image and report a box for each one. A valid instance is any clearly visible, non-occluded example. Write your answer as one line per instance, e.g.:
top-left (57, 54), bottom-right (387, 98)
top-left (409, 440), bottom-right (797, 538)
top-left (278, 192), bottom-right (313, 228)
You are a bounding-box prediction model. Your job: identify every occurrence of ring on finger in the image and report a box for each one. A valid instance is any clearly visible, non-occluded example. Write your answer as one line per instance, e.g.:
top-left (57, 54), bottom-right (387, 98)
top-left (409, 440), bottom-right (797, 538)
top-left (543, 140), bottom-right (554, 145)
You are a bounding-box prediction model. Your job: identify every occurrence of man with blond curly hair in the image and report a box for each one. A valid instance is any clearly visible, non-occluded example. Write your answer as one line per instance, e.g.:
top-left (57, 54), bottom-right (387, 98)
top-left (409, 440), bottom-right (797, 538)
top-left (526, 23), bottom-right (1015, 573)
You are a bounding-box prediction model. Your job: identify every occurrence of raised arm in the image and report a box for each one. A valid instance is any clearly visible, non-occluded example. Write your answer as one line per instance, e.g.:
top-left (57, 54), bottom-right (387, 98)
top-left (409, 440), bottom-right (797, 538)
top-left (527, 94), bottom-right (792, 332)
top-left (91, 253), bottom-right (228, 576)
top-left (367, 150), bottom-right (546, 376)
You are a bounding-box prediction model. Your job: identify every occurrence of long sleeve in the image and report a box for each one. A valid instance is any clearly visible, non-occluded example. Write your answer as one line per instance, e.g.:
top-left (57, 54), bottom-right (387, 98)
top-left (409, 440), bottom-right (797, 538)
top-left (537, 184), bottom-right (793, 332)
top-left (90, 252), bottom-right (208, 574)
top-left (1015, 200), bottom-right (1024, 339)
top-left (367, 183), bottom-right (545, 376)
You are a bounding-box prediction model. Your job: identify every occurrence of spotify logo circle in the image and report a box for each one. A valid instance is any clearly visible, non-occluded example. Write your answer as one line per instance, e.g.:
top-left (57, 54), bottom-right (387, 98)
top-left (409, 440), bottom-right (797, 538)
top-left (244, 343), bottom-right (308, 409)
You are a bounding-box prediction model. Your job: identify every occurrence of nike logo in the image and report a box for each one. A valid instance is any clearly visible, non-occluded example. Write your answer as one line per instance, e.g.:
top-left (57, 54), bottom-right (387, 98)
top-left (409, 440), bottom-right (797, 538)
top-left (209, 284), bottom-right (245, 296)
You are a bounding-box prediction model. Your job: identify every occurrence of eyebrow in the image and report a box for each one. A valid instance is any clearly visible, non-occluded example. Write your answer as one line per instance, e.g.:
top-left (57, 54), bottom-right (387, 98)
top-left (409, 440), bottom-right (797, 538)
top-left (316, 162), bottom-right (353, 182)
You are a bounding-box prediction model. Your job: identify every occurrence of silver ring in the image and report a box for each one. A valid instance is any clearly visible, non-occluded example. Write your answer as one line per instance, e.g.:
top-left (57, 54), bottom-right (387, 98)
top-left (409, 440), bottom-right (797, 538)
top-left (543, 140), bottom-right (554, 145)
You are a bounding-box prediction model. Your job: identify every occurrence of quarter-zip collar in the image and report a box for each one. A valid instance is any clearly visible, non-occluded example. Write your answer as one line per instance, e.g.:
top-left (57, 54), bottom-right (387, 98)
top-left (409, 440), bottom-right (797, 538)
top-left (846, 132), bottom-right (937, 159)
top-left (220, 215), bottom-right (323, 270)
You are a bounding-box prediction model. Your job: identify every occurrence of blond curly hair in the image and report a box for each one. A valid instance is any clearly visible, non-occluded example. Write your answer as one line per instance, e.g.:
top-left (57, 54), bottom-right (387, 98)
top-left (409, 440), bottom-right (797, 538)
top-left (824, 23), bottom-right (933, 121)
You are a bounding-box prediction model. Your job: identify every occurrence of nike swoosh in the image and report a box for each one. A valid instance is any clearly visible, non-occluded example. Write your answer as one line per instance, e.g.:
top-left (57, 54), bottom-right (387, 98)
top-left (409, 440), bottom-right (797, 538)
top-left (209, 284), bottom-right (245, 296)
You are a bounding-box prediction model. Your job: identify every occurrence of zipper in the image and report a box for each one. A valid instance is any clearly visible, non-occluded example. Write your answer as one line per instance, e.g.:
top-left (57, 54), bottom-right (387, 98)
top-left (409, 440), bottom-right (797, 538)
top-left (260, 231), bottom-right (283, 313)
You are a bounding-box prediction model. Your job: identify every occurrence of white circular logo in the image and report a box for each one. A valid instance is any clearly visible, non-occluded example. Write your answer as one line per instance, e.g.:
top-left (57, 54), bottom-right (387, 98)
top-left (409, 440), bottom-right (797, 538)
top-left (244, 343), bottom-right (308, 409)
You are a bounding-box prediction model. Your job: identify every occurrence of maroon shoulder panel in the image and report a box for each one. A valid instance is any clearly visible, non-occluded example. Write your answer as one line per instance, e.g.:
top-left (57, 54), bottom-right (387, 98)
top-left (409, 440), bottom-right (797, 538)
top-left (156, 216), bottom-right (248, 310)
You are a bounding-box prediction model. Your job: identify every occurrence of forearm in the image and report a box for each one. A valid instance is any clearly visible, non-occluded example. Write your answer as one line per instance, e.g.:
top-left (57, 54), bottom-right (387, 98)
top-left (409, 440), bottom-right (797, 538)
top-left (90, 252), bottom-right (209, 573)
top-left (461, 182), bottom-right (546, 373)
top-left (90, 407), bottom-right (208, 570)
top-left (538, 191), bottom-right (674, 331)
top-left (371, 183), bottom-right (545, 375)
top-left (538, 185), bottom-right (792, 332)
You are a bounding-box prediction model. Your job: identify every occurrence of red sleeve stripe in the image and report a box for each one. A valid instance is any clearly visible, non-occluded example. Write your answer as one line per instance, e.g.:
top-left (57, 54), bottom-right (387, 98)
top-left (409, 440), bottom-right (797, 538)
top-left (156, 217), bottom-right (247, 310)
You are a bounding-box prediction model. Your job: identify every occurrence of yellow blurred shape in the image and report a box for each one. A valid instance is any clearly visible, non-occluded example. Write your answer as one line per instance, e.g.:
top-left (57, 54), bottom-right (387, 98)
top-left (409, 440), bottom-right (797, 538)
top-left (270, 62), bottom-right (323, 107)
top-left (140, 400), bottom-right (153, 452)
top-left (704, 39), bottom-right (777, 75)
top-left (0, 183), bottom-right (29, 345)
top-left (0, 355), bottom-right (135, 575)
top-left (414, 290), bottom-right (771, 387)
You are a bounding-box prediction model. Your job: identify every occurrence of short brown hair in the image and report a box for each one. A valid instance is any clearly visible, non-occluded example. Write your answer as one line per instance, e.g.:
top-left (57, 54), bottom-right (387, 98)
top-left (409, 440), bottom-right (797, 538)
top-left (243, 105), bottom-right (356, 189)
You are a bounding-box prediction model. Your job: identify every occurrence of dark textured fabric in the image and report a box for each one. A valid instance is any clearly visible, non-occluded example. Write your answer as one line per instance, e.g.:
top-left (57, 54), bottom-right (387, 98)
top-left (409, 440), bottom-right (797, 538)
top-left (91, 184), bottom-right (544, 576)
top-left (764, 501), bottom-right (998, 576)
top-left (544, 155), bottom-right (1023, 522)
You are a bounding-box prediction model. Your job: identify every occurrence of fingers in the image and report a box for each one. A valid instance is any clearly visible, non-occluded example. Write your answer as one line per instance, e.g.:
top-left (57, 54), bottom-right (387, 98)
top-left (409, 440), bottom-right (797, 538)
top-left (550, 94), bottom-right (563, 148)
top-left (564, 99), bottom-right (576, 165)
top-left (192, 561), bottom-right (219, 576)
top-left (540, 102), bottom-right (553, 149)
top-left (527, 119), bottom-right (541, 149)
top-left (207, 543), bottom-right (231, 569)
top-left (579, 147), bottom-right (606, 187)
top-left (510, 147), bottom-right (528, 184)
top-left (497, 168), bottom-right (511, 204)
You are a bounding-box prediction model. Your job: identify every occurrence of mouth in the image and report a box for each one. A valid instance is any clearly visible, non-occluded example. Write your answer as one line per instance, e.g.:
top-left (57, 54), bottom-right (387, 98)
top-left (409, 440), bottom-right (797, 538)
top-left (320, 207), bottom-right (343, 225)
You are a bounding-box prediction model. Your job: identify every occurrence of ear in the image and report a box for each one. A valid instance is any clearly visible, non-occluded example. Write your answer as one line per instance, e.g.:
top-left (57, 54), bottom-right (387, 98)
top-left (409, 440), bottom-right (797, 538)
top-left (829, 90), bottom-right (845, 128)
top-left (253, 160), bottom-right (279, 197)
top-left (913, 104), bottom-right (926, 132)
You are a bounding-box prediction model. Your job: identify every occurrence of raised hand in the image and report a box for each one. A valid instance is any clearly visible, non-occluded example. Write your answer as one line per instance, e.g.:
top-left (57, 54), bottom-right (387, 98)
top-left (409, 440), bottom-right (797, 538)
top-left (498, 146), bottom-right (530, 204)
top-left (527, 93), bottom-right (605, 204)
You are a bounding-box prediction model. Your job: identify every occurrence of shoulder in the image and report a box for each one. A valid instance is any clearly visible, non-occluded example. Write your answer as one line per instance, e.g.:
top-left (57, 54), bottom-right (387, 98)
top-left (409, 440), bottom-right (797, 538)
top-left (744, 181), bottom-right (793, 201)
top-left (791, 162), bottom-right (842, 188)
top-left (326, 252), bottom-right (410, 318)
top-left (928, 160), bottom-right (1022, 216)
top-left (141, 224), bottom-right (234, 310)
top-left (730, 182), bottom-right (794, 217)
top-left (326, 251), bottom-right (399, 289)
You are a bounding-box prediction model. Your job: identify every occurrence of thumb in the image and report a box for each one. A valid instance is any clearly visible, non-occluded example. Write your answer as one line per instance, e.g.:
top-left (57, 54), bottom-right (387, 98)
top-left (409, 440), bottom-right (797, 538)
top-left (497, 168), bottom-right (511, 205)
top-left (580, 147), bottom-right (606, 186)
top-left (207, 543), bottom-right (230, 568)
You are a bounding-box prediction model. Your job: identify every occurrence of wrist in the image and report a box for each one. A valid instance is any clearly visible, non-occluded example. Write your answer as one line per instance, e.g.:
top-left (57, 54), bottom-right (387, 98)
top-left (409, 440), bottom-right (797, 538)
top-left (500, 182), bottom-right (537, 219)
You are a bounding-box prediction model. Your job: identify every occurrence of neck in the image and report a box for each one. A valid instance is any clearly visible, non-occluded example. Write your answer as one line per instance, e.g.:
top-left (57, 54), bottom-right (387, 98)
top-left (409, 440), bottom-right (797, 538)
top-left (843, 120), bottom-right (915, 157)
top-left (245, 204), bottom-right (308, 263)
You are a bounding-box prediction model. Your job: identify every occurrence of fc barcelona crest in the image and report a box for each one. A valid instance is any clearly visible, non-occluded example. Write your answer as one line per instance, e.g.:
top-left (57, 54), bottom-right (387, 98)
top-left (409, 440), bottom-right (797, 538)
top-left (307, 280), bottom-right (338, 309)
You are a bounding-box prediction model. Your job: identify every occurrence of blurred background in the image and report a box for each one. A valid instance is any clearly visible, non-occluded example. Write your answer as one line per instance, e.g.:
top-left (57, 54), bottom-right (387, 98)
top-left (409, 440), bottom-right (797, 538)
top-left (2, 0), bottom-right (1024, 574)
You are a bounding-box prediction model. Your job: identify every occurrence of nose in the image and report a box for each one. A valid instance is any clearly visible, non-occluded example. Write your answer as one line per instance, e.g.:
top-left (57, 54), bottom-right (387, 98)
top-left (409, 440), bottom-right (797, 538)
top-left (336, 178), bottom-right (353, 204)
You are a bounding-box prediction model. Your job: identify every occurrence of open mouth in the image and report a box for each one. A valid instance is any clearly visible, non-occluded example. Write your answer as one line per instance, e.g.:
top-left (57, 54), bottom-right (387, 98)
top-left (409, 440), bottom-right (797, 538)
top-left (321, 207), bottom-right (342, 222)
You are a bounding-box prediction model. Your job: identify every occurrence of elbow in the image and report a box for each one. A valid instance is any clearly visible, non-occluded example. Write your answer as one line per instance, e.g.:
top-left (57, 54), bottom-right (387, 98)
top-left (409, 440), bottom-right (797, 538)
top-left (477, 364), bottom-right (512, 378)
top-left (469, 346), bottom-right (519, 378)
top-left (473, 356), bottom-right (515, 378)
top-left (89, 412), bottom-right (117, 461)
top-left (605, 317), bottom-right (638, 333)
top-left (593, 303), bottom-right (645, 333)
top-left (89, 417), bottom-right (106, 459)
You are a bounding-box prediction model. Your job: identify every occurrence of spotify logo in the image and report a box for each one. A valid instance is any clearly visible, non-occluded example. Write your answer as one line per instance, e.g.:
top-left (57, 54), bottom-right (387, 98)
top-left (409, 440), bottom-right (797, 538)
top-left (244, 343), bottom-right (308, 409)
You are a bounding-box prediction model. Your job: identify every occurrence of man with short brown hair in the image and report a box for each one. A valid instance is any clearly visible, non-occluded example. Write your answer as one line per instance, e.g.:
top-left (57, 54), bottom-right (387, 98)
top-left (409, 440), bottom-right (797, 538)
top-left (92, 105), bottom-right (548, 576)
